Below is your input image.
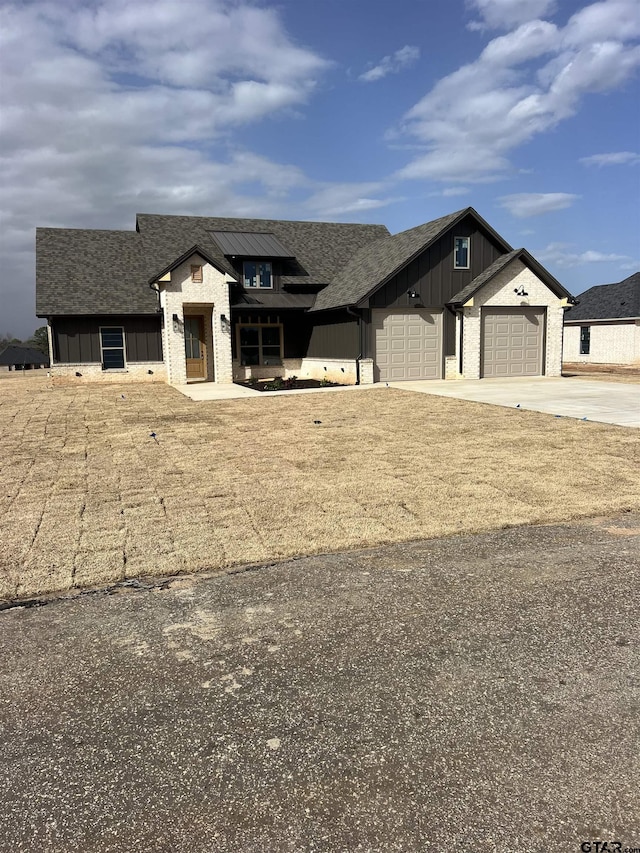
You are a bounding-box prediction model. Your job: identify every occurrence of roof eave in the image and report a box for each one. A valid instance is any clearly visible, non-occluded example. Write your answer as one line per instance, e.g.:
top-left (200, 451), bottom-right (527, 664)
top-left (564, 315), bottom-right (640, 323)
top-left (448, 249), bottom-right (575, 307)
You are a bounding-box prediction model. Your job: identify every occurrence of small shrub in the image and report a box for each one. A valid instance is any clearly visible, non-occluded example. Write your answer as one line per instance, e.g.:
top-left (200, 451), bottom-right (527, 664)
top-left (264, 377), bottom-right (284, 391)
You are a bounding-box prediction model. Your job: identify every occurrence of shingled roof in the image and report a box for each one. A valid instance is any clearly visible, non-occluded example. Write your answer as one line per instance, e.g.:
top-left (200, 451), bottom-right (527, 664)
top-left (310, 207), bottom-right (514, 312)
top-left (447, 248), bottom-right (573, 306)
top-left (37, 216), bottom-right (390, 316)
top-left (137, 214), bottom-right (389, 289)
top-left (0, 345), bottom-right (49, 366)
top-left (564, 271), bottom-right (640, 321)
top-left (36, 229), bottom-right (154, 315)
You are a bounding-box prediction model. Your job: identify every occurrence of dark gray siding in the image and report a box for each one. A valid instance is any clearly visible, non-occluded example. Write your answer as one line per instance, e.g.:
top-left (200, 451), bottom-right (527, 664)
top-left (369, 215), bottom-right (504, 309)
top-left (367, 215), bottom-right (504, 356)
top-left (231, 309), bottom-right (359, 360)
top-left (307, 312), bottom-right (359, 359)
top-left (52, 316), bottom-right (162, 363)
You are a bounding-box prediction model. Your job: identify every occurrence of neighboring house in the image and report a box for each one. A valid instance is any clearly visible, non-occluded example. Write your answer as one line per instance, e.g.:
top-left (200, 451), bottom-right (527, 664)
top-left (0, 345), bottom-right (50, 371)
top-left (35, 207), bottom-right (574, 386)
top-left (563, 272), bottom-right (640, 366)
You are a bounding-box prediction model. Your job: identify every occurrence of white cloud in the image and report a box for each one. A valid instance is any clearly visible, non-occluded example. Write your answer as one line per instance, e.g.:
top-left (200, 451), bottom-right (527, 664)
top-left (499, 192), bottom-right (579, 216)
top-left (304, 183), bottom-right (399, 217)
top-left (0, 0), bottom-right (336, 336)
top-left (429, 187), bottom-right (471, 197)
top-left (580, 151), bottom-right (640, 166)
top-left (537, 242), bottom-right (634, 267)
top-left (467, 0), bottom-right (557, 30)
top-left (359, 46), bottom-right (420, 83)
top-left (396, 0), bottom-right (640, 185)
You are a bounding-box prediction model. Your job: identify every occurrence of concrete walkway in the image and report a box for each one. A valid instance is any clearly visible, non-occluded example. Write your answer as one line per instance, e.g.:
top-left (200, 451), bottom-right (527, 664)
top-left (389, 376), bottom-right (640, 428)
top-left (175, 376), bottom-right (639, 427)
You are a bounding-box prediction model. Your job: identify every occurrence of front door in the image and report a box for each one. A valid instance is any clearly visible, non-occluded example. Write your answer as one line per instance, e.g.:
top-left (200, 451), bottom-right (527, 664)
top-left (184, 315), bottom-right (206, 380)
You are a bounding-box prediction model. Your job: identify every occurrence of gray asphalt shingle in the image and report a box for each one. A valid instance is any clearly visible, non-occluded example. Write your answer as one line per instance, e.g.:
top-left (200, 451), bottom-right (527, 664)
top-left (564, 272), bottom-right (640, 321)
top-left (36, 229), bottom-right (155, 315)
top-left (37, 216), bottom-right (389, 316)
top-left (448, 248), bottom-right (573, 306)
top-left (138, 214), bottom-right (389, 291)
top-left (0, 345), bottom-right (49, 366)
top-left (311, 210), bottom-right (467, 312)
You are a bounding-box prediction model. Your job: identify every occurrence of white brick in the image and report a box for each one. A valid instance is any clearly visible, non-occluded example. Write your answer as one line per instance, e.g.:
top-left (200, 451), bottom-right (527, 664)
top-left (462, 260), bottom-right (566, 379)
top-left (159, 255), bottom-right (233, 385)
top-left (563, 320), bottom-right (640, 365)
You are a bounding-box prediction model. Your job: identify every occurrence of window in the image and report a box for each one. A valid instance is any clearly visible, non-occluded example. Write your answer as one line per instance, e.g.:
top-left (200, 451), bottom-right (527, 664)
top-left (580, 325), bottom-right (590, 355)
top-left (238, 324), bottom-right (282, 366)
top-left (243, 261), bottom-right (272, 289)
top-left (454, 236), bottom-right (470, 269)
top-left (100, 327), bottom-right (126, 370)
top-left (191, 265), bottom-right (203, 282)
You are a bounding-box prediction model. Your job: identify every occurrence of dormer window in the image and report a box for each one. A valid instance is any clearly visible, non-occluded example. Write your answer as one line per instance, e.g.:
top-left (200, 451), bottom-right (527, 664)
top-left (191, 264), bottom-right (203, 282)
top-left (243, 261), bottom-right (272, 289)
top-left (454, 237), bottom-right (470, 269)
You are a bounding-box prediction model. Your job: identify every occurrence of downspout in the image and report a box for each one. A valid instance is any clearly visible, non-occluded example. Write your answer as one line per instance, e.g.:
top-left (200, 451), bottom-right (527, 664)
top-left (346, 306), bottom-right (362, 385)
top-left (149, 281), bottom-right (161, 313)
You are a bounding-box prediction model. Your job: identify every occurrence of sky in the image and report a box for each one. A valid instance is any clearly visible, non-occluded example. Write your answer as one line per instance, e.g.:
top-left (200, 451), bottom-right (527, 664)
top-left (1, 0), bottom-right (639, 339)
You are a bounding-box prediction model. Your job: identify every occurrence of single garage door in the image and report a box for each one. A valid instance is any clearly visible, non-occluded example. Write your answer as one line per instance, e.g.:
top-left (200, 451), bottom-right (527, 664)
top-left (482, 308), bottom-right (545, 377)
top-left (373, 309), bottom-right (442, 381)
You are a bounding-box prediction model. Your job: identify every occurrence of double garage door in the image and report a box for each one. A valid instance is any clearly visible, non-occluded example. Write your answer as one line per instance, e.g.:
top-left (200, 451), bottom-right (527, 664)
top-left (482, 308), bottom-right (545, 377)
top-left (373, 309), bottom-right (443, 381)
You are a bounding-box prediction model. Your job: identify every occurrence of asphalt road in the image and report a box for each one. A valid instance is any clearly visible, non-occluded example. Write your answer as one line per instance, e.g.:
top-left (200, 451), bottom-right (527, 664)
top-left (1, 514), bottom-right (639, 853)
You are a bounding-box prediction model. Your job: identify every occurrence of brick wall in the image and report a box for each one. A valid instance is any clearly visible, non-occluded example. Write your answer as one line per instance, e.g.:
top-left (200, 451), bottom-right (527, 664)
top-left (462, 260), bottom-right (566, 379)
top-left (160, 255), bottom-right (233, 385)
top-left (51, 362), bottom-right (167, 384)
top-left (563, 320), bottom-right (640, 365)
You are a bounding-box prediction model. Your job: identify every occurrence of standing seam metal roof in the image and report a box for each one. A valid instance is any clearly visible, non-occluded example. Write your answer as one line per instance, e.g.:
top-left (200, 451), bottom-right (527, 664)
top-left (210, 231), bottom-right (294, 258)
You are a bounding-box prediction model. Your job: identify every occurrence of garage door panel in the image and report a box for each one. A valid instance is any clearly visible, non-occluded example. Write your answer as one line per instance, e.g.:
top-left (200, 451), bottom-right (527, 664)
top-left (373, 309), bottom-right (443, 382)
top-left (482, 308), bottom-right (544, 378)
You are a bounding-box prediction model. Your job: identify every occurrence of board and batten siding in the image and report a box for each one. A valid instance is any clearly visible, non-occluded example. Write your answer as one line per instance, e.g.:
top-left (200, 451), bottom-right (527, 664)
top-left (367, 215), bottom-right (505, 356)
top-left (306, 311), bottom-right (360, 359)
top-left (52, 316), bottom-right (163, 363)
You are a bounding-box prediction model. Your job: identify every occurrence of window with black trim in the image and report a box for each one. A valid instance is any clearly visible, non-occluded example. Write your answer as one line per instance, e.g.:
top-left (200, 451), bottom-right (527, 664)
top-left (454, 236), bottom-right (470, 269)
top-left (100, 327), bottom-right (126, 370)
top-left (238, 324), bottom-right (282, 366)
top-left (243, 261), bottom-right (272, 289)
top-left (580, 325), bottom-right (590, 355)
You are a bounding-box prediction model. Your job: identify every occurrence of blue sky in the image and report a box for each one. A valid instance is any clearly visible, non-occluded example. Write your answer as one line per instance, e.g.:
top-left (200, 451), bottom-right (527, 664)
top-left (1, 0), bottom-right (639, 338)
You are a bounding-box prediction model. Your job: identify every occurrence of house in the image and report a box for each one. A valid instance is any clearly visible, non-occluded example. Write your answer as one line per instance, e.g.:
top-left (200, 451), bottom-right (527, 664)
top-left (0, 345), bottom-right (50, 371)
top-left (563, 272), bottom-right (640, 366)
top-left (35, 207), bottom-right (574, 387)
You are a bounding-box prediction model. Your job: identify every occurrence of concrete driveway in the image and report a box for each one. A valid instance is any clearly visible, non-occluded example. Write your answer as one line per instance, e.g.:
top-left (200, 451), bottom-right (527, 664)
top-left (389, 376), bottom-right (640, 427)
top-left (1, 513), bottom-right (639, 852)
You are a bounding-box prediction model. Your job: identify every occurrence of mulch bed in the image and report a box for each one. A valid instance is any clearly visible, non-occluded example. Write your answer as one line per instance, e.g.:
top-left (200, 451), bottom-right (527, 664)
top-left (236, 378), bottom-right (347, 392)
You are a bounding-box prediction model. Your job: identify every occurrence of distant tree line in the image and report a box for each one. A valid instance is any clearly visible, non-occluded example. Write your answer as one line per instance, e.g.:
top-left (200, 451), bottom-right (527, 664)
top-left (0, 327), bottom-right (49, 354)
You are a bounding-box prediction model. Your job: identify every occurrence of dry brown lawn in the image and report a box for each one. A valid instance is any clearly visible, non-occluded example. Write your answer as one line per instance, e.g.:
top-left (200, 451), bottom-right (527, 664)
top-left (1, 371), bottom-right (639, 601)
top-left (563, 364), bottom-right (640, 383)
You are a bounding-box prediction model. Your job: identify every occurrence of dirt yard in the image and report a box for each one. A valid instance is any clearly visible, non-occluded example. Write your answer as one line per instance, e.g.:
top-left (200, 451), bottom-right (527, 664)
top-left (563, 363), bottom-right (640, 383)
top-left (1, 372), bottom-right (639, 601)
